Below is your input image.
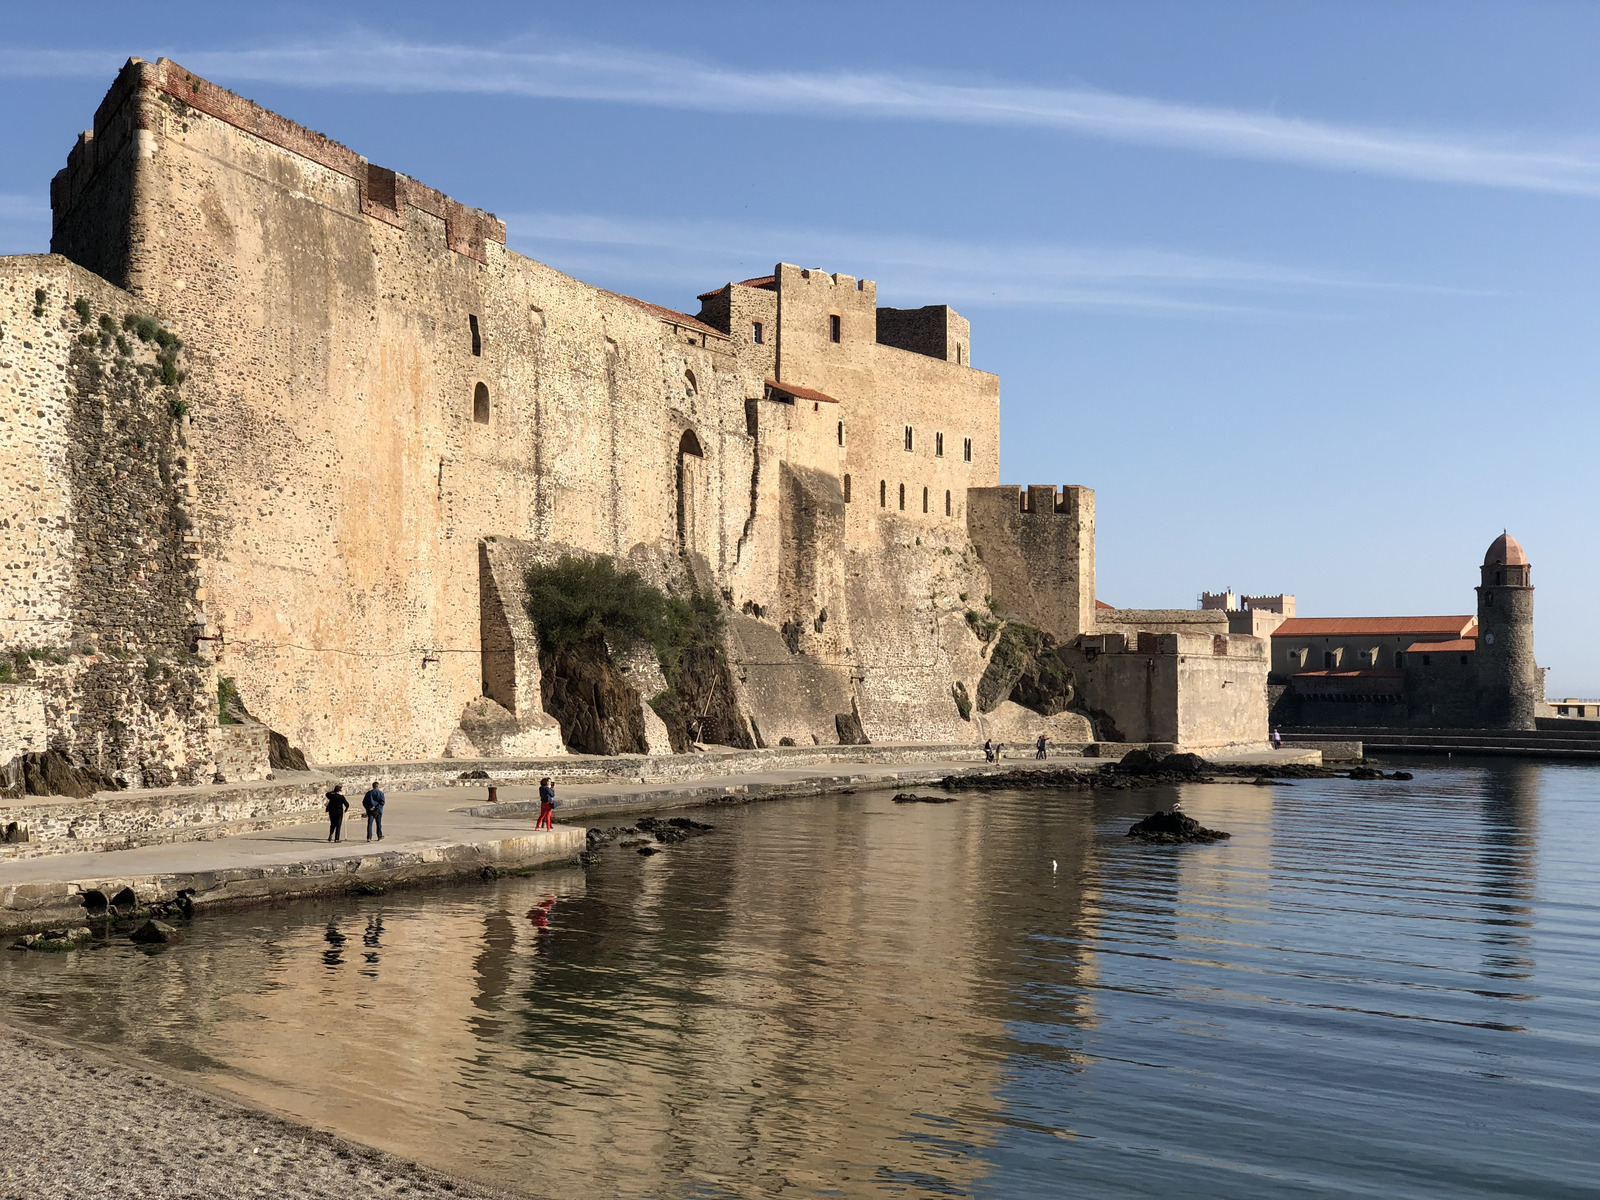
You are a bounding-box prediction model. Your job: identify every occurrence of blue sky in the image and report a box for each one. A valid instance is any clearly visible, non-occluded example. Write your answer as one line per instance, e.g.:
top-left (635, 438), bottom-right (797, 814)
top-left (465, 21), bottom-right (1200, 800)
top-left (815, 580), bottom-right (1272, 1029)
top-left (3, 2), bottom-right (1596, 692)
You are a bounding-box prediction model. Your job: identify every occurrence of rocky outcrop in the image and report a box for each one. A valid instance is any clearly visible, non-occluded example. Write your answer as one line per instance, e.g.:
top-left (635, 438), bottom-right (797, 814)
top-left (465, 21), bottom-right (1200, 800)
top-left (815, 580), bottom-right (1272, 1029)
top-left (975, 623), bottom-right (1096, 737)
top-left (835, 702), bottom-right (869, 746)
top-left (1126, 809), bottom-right (1231, 844)
top-left (267, 730), bottom-right (309, 772)
top-left (540, 641), bottom-right (650, 756)
top-left (129, 918), bottom-right (182, 945)
top-left (13, 749), bottom-right (123, 799)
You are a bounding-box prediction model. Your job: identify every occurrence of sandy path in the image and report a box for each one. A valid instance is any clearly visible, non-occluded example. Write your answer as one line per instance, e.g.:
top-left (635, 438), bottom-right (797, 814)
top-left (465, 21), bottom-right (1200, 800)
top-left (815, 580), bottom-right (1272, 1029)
top-left (0, 1020), bottom-right (523, 1200)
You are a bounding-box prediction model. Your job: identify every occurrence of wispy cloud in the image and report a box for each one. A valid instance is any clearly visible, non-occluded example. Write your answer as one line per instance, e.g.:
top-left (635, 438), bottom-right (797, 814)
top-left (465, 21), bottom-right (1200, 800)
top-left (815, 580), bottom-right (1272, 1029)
top-left (0, 193), bottom-right (47, 221)
top-left (502, 211), bottom-right (1466, 317)
top-left (3, 36), bottom-right (1597, 197)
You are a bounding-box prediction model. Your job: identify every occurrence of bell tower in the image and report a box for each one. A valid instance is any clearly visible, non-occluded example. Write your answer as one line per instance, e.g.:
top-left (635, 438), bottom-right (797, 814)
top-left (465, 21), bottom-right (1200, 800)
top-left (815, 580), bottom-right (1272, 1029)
top-left (1475, 532), bottom-right (1539, 730)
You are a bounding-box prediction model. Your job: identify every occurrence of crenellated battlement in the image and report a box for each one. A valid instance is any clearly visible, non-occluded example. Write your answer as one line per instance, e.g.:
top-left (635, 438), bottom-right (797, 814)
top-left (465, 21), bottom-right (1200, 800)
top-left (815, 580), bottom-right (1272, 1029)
top-left (966, 484), bottom-right (1096, 639)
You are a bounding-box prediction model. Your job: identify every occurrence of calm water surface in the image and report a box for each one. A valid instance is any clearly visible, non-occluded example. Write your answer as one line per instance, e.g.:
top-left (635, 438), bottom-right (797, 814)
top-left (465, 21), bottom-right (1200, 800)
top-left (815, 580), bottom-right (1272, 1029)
top-left (3, 759), bottom-right (1597, 1198)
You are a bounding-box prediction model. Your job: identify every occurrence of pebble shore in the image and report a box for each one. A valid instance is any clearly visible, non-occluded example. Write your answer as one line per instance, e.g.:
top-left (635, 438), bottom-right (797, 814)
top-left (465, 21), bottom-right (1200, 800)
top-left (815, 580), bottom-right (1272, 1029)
top-left (0, 1021), bottom-right (517, 1200)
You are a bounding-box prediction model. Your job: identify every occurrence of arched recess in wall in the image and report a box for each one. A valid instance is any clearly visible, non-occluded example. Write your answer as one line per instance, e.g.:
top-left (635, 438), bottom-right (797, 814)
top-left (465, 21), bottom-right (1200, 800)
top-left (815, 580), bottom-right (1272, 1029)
top-left (473, 382), bottom-right (490, 424)
top-left (677, 429), bottom-right (707, 558)
top-left (685, 369), bottom-right (698, 397)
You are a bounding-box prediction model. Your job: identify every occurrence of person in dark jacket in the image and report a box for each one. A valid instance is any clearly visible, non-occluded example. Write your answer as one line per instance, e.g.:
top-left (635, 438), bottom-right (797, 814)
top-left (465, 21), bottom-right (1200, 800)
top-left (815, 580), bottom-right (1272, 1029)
top-left (536, 777), bottom-right (555, 830)
top-left (362, 781), bottom-right (385, 842)
top-left (324, 784), bottom-right (349, 842)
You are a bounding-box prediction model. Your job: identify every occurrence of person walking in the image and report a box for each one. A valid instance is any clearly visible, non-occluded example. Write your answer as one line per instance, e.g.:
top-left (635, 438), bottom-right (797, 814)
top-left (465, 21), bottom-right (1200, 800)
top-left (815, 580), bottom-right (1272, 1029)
top-left (536, 777), bottom-right (556, 831)
top-left (1036, 734), bottom-right (1048, 760)
top-left (1271, 728), bottom-right (1282, 751)
top-left (324, 784), bottom-right (349, 843)
top-left (983, 739), bottom-right (995, 763)
top-left (362, 780), bottom-right (386, 842)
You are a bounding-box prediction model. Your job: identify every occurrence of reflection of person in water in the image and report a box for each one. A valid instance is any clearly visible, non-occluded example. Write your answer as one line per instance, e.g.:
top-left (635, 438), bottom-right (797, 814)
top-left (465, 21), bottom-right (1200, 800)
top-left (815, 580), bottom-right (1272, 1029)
top-left (322, 921), bottom-right (346, 967)
top-left (527, 896), bottom-right (557, 944)
top-left (362, 915), bottom-right (384, 966)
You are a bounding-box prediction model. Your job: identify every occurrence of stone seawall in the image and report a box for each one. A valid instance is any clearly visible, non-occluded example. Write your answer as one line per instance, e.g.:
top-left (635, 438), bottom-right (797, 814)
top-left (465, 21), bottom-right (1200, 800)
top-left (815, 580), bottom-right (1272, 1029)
top-left (1, 827), bottom-right (586, 934)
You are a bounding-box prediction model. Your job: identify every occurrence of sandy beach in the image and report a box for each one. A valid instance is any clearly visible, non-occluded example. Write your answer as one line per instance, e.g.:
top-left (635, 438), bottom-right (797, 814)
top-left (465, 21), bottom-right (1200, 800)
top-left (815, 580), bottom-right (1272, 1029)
top-left (0, 1020), bottom-right (517, 1200)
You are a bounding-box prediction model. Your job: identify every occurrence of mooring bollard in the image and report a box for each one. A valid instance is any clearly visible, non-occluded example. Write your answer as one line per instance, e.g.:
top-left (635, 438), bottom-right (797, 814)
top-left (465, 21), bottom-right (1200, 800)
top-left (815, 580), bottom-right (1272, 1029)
top-left (487, 785), bottom-right (499, 804)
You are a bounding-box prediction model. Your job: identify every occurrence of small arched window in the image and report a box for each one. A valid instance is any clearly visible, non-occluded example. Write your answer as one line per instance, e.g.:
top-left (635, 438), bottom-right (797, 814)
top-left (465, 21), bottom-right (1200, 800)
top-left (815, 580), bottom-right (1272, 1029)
top-left (473, 382), bottom-right (490, 424)
top-left (837, 420), bottom-right (844, 446)
top-left (898, 483), bottom-right (906, 511)
top-left (1394, 651), bottom-right (1405, 668)
top-left (843, 474), bottom-right (852, 503)
top-left (684, 369), bottom-right (697, 397)
top-left (879, 480), bottom-right (887, 508)
top-left (945, 490), bottom-right (952, 517)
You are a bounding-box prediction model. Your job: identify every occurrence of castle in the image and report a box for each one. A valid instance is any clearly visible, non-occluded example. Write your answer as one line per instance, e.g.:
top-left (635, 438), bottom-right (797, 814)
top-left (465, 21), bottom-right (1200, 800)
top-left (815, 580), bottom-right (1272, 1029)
top-left (0, 58), bottom-right (1268, 789)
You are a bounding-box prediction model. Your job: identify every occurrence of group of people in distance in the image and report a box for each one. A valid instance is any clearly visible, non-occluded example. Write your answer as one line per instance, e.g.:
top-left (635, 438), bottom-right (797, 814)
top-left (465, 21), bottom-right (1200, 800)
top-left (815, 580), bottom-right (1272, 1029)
top-left (982, 735), bottom-right (1051, 763)
top-left (320, 777), bottom-right (561, 843)
top-left (323, 781), bottom-right (386, 843)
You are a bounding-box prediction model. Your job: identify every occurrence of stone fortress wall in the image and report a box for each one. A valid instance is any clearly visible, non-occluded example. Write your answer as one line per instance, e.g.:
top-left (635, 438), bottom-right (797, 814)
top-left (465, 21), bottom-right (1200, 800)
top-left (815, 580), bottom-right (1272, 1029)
top-left (0, 56), bottom-right (1268, 788)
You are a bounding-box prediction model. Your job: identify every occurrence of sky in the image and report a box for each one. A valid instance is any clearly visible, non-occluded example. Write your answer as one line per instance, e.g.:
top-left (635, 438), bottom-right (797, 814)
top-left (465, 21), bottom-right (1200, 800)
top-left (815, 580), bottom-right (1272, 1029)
top-left (2, 1), bottom-right (1595, 692)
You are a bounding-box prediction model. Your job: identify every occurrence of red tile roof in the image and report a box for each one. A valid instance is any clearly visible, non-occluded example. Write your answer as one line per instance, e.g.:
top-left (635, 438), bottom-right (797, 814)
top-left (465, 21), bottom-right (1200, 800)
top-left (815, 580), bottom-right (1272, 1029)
top-left (1095, 599), bottom-right (1114, 610)
top-left (1274, 616), bottom-right (1475, 638)
top-left (697, 275), bottom-right (778, 301)
top-left (765, 378), bottom-right (839, 405)
top-left (1405, 639), bottom-right (1476, 654)
top-left (602, 291), bottom-right (728, 340)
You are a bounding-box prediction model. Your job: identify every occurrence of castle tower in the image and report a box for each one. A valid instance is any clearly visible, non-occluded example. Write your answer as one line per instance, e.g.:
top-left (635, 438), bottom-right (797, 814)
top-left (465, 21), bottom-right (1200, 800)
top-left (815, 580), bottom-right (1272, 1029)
top-left (1475, 532), bottom-right (1539, 730)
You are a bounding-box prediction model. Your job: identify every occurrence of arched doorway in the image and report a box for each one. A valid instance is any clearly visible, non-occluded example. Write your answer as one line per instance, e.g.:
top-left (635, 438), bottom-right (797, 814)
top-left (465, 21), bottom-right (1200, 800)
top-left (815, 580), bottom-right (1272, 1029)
top-left (677, 429), bottom-right (706, 557)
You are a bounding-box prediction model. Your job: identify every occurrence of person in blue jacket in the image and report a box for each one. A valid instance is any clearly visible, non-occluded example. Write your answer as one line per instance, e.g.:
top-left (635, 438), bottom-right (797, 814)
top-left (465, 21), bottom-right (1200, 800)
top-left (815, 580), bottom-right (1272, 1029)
top-left (362, 780), bottom-right (386, 842)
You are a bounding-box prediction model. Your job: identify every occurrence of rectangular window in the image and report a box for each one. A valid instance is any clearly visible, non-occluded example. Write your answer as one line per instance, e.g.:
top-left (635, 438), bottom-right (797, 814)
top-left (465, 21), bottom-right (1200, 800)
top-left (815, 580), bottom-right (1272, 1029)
top-left (963, 437), bottom-right (972, 463)
top-left (830, 314), bottom-right (841, 343)
top-left (904, 426), bottom-right (913, 452)
top-left (837, 421), bottom-right (844, 446)
top-left (935, 432), bottom-right (944, 457)
top-left (752, 321), bottom-right (764, 344)
top-left (469, 315), bottom-right (482, 357)
top-left (843, 474), bottom-right (851, 503)
top-left (922, 486), bottom-right (929, 513)
top-left (945, 490), bottom-right (952, 517)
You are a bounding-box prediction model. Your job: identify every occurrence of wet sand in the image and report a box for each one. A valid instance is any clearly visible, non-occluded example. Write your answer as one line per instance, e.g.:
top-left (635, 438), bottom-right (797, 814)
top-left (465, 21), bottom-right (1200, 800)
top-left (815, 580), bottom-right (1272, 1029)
top-left (0, 1020), bottom-right (519, 1200)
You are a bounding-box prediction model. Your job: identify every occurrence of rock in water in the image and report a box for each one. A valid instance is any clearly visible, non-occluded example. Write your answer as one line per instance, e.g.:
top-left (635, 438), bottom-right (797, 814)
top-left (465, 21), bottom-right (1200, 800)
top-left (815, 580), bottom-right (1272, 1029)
top-left (1126, 809), bottom-right (1231, 844)
top-left (129, 919), bottom-right (181, 945)
top-left (891, 793), bottom-right (959, 804)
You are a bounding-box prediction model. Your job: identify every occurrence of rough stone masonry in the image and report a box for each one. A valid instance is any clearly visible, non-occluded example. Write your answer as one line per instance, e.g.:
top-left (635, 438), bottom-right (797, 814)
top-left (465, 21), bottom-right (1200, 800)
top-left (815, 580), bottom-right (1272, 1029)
top-left (0, 56), bottom-right (1268, 792)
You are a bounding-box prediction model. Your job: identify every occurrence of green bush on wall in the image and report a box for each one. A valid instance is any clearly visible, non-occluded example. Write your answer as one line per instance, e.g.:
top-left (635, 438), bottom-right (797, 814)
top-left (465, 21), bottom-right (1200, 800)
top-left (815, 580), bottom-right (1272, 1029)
top-left (523, 555), bottom-right (723, 682)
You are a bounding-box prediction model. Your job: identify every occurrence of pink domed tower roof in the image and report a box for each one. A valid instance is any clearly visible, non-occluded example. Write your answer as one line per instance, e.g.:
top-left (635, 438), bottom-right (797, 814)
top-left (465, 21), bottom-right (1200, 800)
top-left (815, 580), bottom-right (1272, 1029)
top-left (1483, 532), bottom-right (1528, 568)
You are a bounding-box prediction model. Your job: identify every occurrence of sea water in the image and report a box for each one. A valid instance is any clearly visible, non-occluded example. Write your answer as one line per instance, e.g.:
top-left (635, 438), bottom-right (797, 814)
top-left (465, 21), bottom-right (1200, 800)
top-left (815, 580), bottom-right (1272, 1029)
top-left (2, 758), bottom-right (1596, 1199)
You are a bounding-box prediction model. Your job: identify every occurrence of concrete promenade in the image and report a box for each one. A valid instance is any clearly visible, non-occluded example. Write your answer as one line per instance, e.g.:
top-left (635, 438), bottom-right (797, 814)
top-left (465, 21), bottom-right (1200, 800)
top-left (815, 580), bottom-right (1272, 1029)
top-left (1286, 726), bottom-right (1600, 761)
top-left (0, 746), bottom-right (1307, 933)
